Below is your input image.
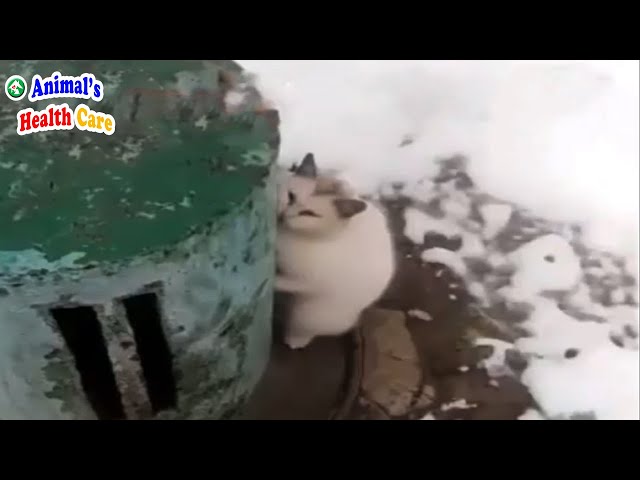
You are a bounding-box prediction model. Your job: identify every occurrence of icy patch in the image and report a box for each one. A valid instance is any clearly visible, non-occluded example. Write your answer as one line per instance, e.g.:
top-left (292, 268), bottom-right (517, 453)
top-left (479, 203), bottom-right (513, 240)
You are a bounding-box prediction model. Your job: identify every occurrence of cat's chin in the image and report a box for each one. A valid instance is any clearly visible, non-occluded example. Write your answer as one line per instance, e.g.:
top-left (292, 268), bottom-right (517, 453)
top-left (281, 220), bottom-right (323, 236)
top-left (284, 334), bottom-right (314, 350)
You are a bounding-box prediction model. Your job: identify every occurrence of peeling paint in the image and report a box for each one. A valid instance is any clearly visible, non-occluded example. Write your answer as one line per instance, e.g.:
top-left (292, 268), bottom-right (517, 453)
top-left (0, 250), bottom-right (87, 277)
top-left (1, 182), bottom-right (277, 419)
top-left (0, 60), bottom-right (280, 420)
top-left (0, 60), bottom-right (278, 266)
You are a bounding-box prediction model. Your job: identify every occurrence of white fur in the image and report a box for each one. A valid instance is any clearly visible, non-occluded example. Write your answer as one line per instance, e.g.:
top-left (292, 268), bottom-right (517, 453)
top-left (276, 168), bottom-right (316, 216)
top-left (276, 194), bottom-right (395, 349)
top-left (276, 165), bottom-right (355, 217)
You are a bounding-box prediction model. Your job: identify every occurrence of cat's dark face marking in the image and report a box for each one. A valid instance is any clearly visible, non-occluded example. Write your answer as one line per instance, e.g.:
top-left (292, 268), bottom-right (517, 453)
top-left (333, 198), bottom-right (367, 219)
top-left (295, 153), bottom-right (318, 178)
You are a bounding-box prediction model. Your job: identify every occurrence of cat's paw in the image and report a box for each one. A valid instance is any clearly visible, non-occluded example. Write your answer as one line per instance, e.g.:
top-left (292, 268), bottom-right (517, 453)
top-left (284, 334), bottom-right (313, 350)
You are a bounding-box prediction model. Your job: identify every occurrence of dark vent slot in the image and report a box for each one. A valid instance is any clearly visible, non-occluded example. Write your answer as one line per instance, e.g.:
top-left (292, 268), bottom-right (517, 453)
top-left (50, 306), bottom-right (125, 420)
top-left (122, 293), bottom-right (177, 413)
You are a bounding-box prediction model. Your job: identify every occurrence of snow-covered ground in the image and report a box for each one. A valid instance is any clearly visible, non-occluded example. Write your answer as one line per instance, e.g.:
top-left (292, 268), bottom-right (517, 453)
top-left (238, 60), bottom-right (640, 420)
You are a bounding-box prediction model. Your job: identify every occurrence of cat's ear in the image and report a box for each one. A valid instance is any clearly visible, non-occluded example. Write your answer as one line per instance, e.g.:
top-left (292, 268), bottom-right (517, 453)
top-left (295, 153), bottom-right (317, 178)
top-left (333, 198), bottom-right (367, 219)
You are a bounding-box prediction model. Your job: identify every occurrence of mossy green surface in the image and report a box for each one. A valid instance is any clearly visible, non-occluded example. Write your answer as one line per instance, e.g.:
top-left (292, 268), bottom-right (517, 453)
top-left (0, 60), bottom-right (278, 271)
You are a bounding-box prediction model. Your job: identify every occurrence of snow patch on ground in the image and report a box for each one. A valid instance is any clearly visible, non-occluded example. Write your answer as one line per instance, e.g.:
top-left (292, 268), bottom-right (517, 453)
top-left (480, 203), bottom-right (513, 240)
top-left (521, 344), bottom-right (639, 420)
top-left (403, 207), bottom-right (460, 243)
top-left (518, 408), bottom-right (546, 420)
top-left (421, 248), bottom-right (467, 278)
top-left (475, 338), bottom-right (515, 378)
top-left (506, 234), bottom-right (582, 297)
top-left (407, 309), bottom-right (433, 322)
top-left (440, 398), bottom-right (477, 411)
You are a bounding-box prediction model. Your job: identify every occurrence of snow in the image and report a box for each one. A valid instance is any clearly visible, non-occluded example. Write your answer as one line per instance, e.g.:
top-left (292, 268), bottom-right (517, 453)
top-left (468, 282), bottom-right (489, 305)
top-left (458, 231), bottom-right (486, 258)
top-left (440, 398), bottom-right (476, 411)
top-left (421, 247), bottom-right (467, 278)
top-left (403, 207), bottom-right (460, 244)
top-left (440, 193), bottom-right (471, 220)
top-left (472, 61), bottom-right (639, 270)
top-left (241, 60), bottom-right (638, 265)
top-left (475, 338), bottom-right (515, 378)
top-left (479, 203), bottom-right (513, 240)
top-left (518, 409), bottom-right (546, 420)
top-left (521, 344), bottom-right (639, 420)
top-left (515, 298), bottom-right (612, 357)
top-left (610, 288), bottom-right (626, 305)
top-left (407, 309), bottom-right (433, 322)
top-left (403, 208), bottom-right (431, 244)
top-left (224, 90), bottom-right (247, 111)
top-left (506, 234), bottom-right (582, 297)
top-left (241, 60), bottom-right (640, 420)
top-left (507, 287), bottom-right (639, 419)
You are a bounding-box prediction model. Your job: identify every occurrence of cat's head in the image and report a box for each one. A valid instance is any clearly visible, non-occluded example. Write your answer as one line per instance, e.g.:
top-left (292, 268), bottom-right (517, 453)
top-left (277, 152), bottom-right (354, 218)
top-left (281, 191), bottom-right (368, 236)
top-left (277, 153), bottom-right (319, 216)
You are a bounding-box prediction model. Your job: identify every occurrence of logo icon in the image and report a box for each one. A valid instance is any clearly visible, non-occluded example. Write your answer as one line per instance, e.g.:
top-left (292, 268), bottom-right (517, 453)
top-left (5, 75), bottom-right (27, 101)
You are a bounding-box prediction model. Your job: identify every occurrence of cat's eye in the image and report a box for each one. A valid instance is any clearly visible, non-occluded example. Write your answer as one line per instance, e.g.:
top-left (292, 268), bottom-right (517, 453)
top-left (288, 191), bottom-right (296, 205)
top-left (299, 210), bottom-right (320, 217)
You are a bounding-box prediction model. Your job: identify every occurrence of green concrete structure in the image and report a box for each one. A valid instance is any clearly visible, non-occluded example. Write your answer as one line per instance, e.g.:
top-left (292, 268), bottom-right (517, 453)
top-left (0, 60), bottom-right (280, 419)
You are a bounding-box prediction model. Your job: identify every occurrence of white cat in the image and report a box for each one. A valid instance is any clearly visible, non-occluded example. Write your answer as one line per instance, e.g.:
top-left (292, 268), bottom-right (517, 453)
top-left (276, 154), bottom-right (395, 349)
